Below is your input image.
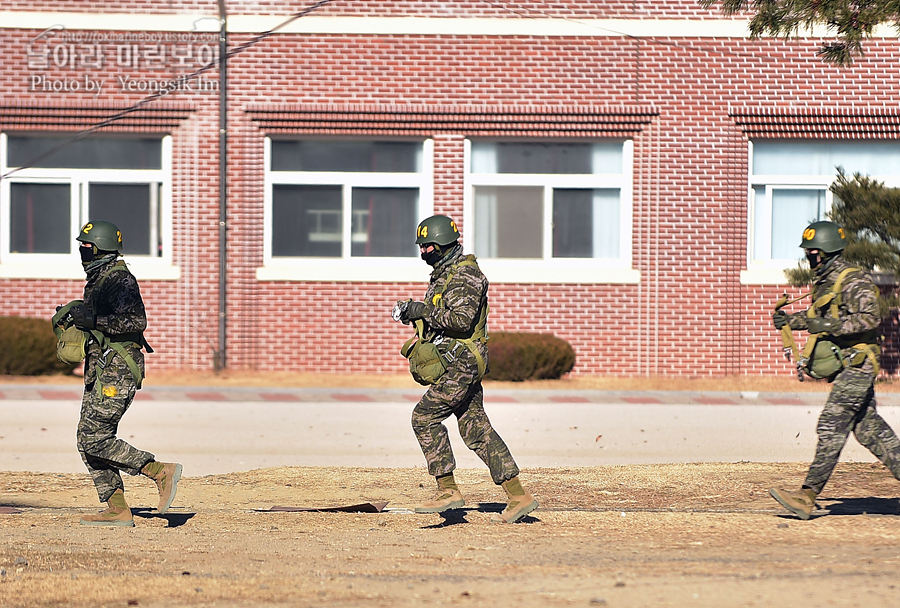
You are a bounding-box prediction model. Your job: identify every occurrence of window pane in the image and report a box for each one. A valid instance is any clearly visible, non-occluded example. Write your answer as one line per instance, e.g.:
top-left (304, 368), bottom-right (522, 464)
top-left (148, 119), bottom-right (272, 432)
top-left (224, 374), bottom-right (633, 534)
top-left (753, 141), bottom-right (900, 176)
top-left (473, 186), bottom-right (542, 258)
top-left (272, 185), bottom-right (342, 257)
top-left (89, 183), bottom-right (155, 256)
top-left (471, 142), bottom-right (622, 174)
top-left (553, 189), bottom-right (620, 258)
top-left (271, 140), bottom-right (421, 173)
top-left (553, 189), bottom-right (592, 257)
top-left (7, 135), bottom-right (162, 170)
top-left (9, 183), bottom-right (70, 254)
top-left (771, 189), bottom-right (825, 259)
top-left (752, 185), bottom-right (767, 261)
top-left (350, 188), bottom-right (418, 257)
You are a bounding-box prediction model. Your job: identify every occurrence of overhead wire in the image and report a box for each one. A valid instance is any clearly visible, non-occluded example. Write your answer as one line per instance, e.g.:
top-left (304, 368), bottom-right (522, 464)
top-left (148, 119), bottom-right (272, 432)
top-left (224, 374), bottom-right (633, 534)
top-left (0, 0), bottom-right (336, 181)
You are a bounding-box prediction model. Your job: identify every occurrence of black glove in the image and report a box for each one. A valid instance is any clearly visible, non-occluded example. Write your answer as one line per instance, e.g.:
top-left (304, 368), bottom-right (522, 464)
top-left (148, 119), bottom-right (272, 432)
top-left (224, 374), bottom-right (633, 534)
top-left (807, 317), bottom-right (839, 335)
top-left (405, 301), bottom-right (426, 321)
top-left (69, 304), bottom-right (97, 330)
top-left (772, 310), bottom-right (788, 330)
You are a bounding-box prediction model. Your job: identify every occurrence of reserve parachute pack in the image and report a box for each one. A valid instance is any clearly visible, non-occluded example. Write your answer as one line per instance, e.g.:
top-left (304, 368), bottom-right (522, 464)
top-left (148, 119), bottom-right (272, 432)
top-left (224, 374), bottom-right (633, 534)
top-left (51, 300), bottom-right (89, 364)
top-left (777, 267), bottom-right (881, 381)
top-left (50, 261), bottom-right (151, 389)
top-left (401, 255), bottom-right (489, 385)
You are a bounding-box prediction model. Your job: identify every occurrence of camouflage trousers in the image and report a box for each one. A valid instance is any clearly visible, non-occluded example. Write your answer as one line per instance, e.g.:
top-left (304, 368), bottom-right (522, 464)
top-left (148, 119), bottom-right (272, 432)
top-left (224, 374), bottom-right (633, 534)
top-left (76, 354), bottom-right (153, 503)
top-left (412, 365), bottom-right (519, 485)
top-left (804, 363), bottom-right (900, 494)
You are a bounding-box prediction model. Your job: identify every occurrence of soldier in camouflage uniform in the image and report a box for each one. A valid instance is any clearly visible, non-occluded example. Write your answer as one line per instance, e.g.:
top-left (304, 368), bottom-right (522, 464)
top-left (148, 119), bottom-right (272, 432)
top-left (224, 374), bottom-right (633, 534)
top-left (68, 220), bottom-right (182, 527)
top-left (770, 220), bottom-right (900, 519)
top-left (394, 214), bottom-right (538, 523)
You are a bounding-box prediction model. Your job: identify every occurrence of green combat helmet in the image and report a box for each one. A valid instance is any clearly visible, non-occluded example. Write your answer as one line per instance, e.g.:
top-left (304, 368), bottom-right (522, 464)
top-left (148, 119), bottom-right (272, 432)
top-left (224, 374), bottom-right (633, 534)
top-left (77, 220), bottom-right (123, 252)
top-left (415, 214), bottom-right (460, 246)
top-left (800, 220), bottom-right (846, 253)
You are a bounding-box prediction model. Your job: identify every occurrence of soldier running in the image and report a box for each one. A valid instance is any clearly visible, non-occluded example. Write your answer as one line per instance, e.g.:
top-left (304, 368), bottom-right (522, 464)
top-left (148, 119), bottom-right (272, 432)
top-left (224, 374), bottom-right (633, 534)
top-left (393, 214), bottom-right (538, 523)
top-left (770, 220), bottom-right (900, 519)
top-left (66, 220), bottom-right (182, 527)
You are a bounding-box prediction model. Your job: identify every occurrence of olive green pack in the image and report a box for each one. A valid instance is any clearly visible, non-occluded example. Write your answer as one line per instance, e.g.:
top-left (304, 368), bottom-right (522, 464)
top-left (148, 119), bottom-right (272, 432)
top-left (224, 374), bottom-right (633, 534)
top-left (401, 319), bottom-right (447, 386)
top-left (51, 300), bottom-right (88, 364)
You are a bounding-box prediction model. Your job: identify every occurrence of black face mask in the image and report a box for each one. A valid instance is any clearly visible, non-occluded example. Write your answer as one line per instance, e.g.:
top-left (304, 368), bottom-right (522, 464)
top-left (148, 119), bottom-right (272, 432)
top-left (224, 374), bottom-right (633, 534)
top-left (80, 245), bottom-right (96, 264)
top-left (421, 247), bottom-right (442, 266)
top-left (805, 250), bottom-right (822, 269)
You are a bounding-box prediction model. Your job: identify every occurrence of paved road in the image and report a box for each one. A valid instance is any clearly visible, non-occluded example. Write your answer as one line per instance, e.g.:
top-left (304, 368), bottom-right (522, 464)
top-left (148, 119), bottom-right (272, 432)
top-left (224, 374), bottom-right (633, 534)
top-left (2, 385), bottom-right (899, 475)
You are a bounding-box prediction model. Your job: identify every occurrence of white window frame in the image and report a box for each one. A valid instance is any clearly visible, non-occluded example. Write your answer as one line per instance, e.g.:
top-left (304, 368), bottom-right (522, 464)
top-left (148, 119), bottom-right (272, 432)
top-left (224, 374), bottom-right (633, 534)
top-left (258, 136), bottom-right (435, 282)
top-left (462, 138), bottom-right (638, 284)
top-left (0, 132), bottom-right (178, 280)
top-left (742, 140), bottom-right (900, 285)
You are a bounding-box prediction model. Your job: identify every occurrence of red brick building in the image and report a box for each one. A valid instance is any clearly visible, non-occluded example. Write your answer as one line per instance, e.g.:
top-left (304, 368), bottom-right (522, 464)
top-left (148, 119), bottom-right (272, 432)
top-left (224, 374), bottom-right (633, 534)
top-left (1, 1), bottom-right (898, 377)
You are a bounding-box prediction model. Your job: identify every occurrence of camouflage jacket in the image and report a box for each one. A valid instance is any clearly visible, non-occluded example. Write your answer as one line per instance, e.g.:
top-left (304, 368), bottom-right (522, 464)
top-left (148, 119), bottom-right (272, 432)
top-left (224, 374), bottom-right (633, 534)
top-left (787, 255), bottom-right (880, 348)
top-left (82, 256), bottom-right (147, 384)
top-left (420, 247), bottom-right (490, 367)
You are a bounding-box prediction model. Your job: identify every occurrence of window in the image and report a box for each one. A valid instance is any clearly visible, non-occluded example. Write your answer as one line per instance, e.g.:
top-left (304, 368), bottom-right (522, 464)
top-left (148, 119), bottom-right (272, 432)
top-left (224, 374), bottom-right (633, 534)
top-left (745, 140), bottom-right (900, 283)
top-left (261, 138), bottom-right (434, 282)
top-left (0, 132), bottom-right (175, 279)
top-left (464, 140), bottom-right (636, 283)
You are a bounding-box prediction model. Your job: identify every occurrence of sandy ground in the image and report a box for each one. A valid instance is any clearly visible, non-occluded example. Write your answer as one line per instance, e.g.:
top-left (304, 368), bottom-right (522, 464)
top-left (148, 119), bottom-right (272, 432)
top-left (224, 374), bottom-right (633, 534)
top-left (1, 463), bottom-right (900, 608)
top-left (3, 372), bottom-right (900, 607)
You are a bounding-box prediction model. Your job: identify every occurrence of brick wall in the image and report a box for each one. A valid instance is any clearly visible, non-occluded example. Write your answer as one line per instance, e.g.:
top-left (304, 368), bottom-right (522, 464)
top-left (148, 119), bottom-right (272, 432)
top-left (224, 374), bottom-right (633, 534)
top-left (1, 2), bottom-right (898, 377)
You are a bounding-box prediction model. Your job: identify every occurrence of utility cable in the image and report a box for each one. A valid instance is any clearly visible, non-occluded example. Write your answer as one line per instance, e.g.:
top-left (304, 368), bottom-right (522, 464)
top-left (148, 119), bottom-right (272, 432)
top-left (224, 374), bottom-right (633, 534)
top-left (1, 0), bottom-right (335, 181)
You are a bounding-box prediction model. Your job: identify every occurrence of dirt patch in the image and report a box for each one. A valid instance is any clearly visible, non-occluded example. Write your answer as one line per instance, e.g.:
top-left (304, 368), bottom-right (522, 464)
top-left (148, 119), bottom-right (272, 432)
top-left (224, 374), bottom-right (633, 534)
top-left (2, 463), bottom-right (899, 608)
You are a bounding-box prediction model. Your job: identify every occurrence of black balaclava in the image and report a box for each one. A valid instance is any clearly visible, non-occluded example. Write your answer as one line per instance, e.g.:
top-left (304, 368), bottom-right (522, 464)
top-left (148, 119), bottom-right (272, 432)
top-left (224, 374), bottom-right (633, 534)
top-left (421, 242), bottom-right (461, 267)
top-left (79, 243), bottom-right (97, 265)
top-left (80, 243), bottom-right (117, 272)
top-left (421, 245), bottom-right (442, 266)
top-left (808, 249), bottom-right (839, 277)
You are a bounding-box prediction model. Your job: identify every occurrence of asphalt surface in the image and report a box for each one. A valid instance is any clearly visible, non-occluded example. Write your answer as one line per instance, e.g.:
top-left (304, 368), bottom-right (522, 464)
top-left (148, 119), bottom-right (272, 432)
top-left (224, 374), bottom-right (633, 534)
top-left (3, 384), bottom-right (900, 475)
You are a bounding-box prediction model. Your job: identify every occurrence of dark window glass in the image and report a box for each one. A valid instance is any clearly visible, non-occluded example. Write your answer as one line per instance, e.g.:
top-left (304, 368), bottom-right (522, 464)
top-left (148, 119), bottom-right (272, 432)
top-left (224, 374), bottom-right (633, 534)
top-left (10, 183), bottom-right (71, 254)
top-left (7, 135), bottom-right (162, 170)
top-left (553, 189), bottom-right (593, 258)
top-left (495, 143), bottom-right (592, 174)
top-left (350, 188), bottom-right (418, 257)
top-left (272, 185), bottom-right (342, 257)
top-left (89, 183), bottom-right (156, 256)
top-left (271, 140), bottom-right (420, 173)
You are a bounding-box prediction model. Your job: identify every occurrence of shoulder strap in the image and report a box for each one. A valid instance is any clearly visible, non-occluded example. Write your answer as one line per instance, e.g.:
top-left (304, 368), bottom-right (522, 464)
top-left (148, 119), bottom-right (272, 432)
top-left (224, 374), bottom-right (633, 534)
top-left (808, 267), bottom-right (859, 319)
top-left (829, 267), bottom-right (859, 318)
top-left (89, 261), bottom-right (129, 313)
top-left (432, 255), bottom-right (479, 307)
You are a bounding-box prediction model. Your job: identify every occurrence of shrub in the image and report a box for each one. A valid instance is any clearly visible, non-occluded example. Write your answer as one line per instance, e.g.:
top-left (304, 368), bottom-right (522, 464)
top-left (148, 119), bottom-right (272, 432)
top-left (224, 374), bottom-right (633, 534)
top-left (0, 316), bottom-right (78, 376)
top-left (486, 332), bottom-right (576, 381)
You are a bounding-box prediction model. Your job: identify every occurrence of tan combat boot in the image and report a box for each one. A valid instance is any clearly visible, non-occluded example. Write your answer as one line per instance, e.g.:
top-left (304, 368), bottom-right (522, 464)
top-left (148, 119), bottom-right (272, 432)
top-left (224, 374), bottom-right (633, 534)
top-left (491, 476), bottom-right (538, 524)
top-left (141, 461), bottom-right (183, 514)
top-left (414, 473), bottom-right (465, 513)
top-left (80, 489), bottom-right (134, 527)
top-left (769, 487), bottom-right (817, 520)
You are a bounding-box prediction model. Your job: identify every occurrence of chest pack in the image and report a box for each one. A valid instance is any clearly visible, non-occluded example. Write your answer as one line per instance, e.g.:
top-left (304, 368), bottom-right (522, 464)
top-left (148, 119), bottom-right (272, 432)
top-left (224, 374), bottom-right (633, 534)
top-left (781, 267), bottom-right (881, 381)
top-left (401, 255), bottom-right (489, 385)
top-left (50, 261), bottom-right (150, 389)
